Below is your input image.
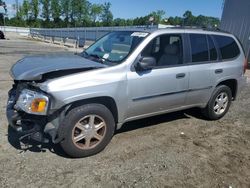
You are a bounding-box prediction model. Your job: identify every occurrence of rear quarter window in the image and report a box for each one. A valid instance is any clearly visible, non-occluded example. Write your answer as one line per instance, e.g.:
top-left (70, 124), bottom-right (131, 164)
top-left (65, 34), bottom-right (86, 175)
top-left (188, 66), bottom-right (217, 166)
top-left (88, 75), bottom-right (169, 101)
top-left (213, 35), bottom-right (240, 60)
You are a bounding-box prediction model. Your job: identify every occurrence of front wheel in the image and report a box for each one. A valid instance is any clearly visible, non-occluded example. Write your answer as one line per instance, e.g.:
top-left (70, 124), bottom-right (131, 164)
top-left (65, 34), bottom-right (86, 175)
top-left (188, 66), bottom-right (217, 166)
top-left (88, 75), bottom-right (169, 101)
top-left (202, 85), bottom-right (232, 120)
top-left (59, 104), bottom-right (115, 158)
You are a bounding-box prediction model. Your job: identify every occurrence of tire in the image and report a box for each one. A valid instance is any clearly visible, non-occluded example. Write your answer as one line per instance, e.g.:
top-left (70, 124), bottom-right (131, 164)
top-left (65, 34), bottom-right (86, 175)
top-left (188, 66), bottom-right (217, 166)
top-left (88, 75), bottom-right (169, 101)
top-left (59, 104), bottom-right (115, 158)
top-left (202, 85), bottom-right (232, 120)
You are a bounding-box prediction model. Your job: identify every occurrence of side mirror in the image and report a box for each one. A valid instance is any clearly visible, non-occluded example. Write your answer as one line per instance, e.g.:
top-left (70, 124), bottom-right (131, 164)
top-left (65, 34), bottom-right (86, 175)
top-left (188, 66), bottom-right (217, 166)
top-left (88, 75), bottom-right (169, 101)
top-left (136, 57), bottom-right (156, 71)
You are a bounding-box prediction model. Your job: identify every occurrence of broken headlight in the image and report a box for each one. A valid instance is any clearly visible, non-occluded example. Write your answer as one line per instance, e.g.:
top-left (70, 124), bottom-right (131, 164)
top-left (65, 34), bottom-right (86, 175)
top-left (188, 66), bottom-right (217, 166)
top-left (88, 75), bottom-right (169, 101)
top-left (16, 89), bottom-right (49, 115)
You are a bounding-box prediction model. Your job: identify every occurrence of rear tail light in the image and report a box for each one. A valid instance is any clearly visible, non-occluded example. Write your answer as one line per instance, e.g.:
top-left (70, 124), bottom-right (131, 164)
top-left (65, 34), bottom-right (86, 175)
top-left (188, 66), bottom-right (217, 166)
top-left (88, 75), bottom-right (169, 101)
top-left (244, 58), bottom-right (248, 74)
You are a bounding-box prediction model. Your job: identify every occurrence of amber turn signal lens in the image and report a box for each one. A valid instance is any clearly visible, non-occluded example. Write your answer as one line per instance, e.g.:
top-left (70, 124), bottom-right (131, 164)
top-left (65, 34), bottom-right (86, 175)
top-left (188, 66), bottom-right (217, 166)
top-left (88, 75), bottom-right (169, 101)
top-left (31, 98), bottom-right (47, 113)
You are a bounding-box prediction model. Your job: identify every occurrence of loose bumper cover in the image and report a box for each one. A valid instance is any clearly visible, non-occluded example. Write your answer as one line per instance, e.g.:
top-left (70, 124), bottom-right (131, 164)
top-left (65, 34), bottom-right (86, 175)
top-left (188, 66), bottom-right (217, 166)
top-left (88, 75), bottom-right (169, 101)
top-left (6, 88), bottom-right (49, 143)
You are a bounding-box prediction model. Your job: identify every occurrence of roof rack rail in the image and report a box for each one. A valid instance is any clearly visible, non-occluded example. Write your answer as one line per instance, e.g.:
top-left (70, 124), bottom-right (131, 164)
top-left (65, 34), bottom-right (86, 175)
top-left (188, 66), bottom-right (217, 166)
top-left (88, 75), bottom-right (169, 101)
top-left (167, 25), bottom-right (230, 34)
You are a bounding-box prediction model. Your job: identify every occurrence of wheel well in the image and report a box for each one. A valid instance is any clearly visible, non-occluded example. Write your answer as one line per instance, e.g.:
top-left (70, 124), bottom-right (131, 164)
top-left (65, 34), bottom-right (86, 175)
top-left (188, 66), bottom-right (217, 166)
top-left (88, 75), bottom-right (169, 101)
top-left (66, 97), bottom-right (118, 123)
top-left (216, 79), bottom-right (237, 100)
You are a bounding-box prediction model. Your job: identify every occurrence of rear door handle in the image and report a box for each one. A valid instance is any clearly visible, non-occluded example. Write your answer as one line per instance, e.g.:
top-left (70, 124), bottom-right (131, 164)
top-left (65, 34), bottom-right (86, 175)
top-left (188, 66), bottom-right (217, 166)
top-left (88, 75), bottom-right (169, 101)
top-left (176, 73), bottom-right (186, 79)
top-left (215, 69), bottom-right (223, 74)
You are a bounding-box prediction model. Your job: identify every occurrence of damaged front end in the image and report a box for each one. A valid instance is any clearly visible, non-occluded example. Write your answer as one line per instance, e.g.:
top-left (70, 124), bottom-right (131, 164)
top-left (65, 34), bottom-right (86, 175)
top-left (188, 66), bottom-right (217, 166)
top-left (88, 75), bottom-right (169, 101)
top-left (7, 54), bottom-right (107, 144)
top-left (6, 80), bottom-right (68, 144)
top-left (7, 82), bottom-right (52, 143)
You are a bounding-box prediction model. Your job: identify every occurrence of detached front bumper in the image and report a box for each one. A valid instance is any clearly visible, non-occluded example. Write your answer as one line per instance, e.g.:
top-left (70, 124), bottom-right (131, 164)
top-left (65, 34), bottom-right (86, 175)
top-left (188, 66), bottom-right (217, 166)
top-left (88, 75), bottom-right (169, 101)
top-left (6, 89), bottom-right (49, 143)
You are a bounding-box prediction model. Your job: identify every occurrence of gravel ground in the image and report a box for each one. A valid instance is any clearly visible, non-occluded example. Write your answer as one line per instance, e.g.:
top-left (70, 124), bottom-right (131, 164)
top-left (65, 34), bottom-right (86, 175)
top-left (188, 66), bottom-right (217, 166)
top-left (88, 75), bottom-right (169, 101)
top-left (0, 33), bottom-right (250, 188)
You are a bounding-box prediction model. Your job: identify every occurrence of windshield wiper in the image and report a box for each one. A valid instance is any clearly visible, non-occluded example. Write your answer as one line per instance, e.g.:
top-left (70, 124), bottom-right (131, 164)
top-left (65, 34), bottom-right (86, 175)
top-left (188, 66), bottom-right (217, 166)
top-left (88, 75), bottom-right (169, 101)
top-left (82, 51), bottom-right (117, 66)
top-left (89, 54), bottom-right (107, 63)
top-left (83, 52), bottom-right (108, 64)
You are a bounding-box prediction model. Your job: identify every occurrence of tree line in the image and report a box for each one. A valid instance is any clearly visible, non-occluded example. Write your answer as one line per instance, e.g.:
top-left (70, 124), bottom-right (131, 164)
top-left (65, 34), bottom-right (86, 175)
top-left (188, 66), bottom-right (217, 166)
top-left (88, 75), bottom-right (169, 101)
top-left (0, 0), bottom-right (220, 28)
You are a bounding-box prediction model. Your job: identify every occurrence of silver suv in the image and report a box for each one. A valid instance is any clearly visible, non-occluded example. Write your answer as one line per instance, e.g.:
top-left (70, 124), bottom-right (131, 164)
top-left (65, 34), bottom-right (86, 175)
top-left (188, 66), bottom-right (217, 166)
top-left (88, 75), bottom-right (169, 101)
top-left (7, 28), bottom-right (247, 158)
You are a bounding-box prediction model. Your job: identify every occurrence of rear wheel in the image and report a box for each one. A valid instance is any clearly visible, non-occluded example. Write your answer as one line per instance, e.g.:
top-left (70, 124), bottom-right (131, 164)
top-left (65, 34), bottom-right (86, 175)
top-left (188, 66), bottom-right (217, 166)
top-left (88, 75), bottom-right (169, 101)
top-left (60, 104), bottom-right (115, 158)
top-left (202, 85), bottom-right (232, 120)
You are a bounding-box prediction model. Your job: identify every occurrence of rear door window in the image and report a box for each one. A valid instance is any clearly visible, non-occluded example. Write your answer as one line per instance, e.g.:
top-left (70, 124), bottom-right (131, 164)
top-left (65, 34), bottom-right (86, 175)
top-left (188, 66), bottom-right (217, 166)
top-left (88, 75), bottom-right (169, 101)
top-left (190, 34), bottom-right (209, 63)
top-left (213, 35), bottom-right (240, 60)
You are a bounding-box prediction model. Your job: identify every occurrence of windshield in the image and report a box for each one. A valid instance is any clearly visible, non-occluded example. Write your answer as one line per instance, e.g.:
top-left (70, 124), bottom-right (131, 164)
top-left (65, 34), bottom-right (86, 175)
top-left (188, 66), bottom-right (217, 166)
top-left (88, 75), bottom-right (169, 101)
top-left (83, 31), bottom-right (149, 64)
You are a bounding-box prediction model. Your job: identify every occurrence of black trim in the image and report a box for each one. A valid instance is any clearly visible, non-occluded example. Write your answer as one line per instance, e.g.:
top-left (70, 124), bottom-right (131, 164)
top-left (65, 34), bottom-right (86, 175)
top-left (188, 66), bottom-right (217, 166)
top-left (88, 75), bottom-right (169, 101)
top-left (209, 35), bottom-right (220, 61)
top-left (132, 86), bottom-right (213, 102)
top-left (188, 86), bottom-right (213, 92)
top-left (132, 90), bottom-right (187, 101)
top-left (215, 69), bottom-right (223, 74)
top-left (183, 34), bottom-right (192, 63)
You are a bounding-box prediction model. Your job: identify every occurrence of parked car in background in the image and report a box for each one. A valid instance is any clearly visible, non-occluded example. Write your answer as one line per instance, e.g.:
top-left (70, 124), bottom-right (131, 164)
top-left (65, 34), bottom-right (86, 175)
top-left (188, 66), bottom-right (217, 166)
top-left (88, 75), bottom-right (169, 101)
top-left (0, 30), bottom-right (5, 39)
top-left (6, 28), bottom-right (247, 158)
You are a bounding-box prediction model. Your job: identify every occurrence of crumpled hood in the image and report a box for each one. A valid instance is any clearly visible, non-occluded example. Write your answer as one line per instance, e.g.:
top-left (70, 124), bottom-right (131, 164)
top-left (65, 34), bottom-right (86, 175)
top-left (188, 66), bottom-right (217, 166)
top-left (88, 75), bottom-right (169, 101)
top-left (11, 54), bottom-right (106, 80)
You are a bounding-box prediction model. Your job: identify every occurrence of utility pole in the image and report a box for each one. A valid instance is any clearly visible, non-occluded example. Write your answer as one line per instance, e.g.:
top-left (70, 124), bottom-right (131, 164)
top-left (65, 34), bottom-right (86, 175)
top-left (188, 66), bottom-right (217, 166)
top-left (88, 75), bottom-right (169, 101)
top-left (15, 0), bottom-right (18, 16)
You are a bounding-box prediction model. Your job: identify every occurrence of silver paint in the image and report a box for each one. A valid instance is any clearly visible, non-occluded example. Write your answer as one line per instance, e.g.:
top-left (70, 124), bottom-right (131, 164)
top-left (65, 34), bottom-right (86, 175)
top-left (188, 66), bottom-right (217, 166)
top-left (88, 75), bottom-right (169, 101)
top-left (11, 29), bottom-right (247, 129)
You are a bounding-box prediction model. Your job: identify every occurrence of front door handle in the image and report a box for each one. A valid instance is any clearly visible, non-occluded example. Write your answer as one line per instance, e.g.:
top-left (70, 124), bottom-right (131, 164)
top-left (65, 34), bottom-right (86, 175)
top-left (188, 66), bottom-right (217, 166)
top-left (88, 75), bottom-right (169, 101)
top-left (176, 73), bottom-right (186, 79)
top-left (215, 69), bottom-right (223, 74)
